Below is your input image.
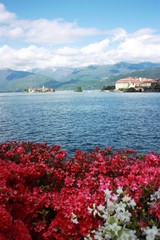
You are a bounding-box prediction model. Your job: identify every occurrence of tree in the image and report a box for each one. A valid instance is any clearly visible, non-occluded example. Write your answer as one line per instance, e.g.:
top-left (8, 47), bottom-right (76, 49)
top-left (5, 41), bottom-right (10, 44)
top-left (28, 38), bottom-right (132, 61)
top-left (74, 86), bottom-right (83, 92)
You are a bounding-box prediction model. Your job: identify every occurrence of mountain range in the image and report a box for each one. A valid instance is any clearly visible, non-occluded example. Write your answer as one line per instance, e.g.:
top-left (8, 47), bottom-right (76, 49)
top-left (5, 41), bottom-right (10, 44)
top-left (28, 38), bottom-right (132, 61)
top-left (0, 62), bottom-right (160, 92)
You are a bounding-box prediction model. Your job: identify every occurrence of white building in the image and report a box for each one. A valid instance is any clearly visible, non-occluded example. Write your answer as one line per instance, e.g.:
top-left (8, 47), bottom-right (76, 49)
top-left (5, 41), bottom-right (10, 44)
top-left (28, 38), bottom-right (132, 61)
top-left (27, 87), bottom-right (55, 93)
top-left (115, 77), bottom-right (157, 91)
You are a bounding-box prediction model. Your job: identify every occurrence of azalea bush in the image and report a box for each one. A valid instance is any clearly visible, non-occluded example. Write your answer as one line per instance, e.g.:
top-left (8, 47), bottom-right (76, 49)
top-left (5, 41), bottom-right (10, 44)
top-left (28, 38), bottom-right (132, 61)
top-left (0, 141), bottom-right (159, 240)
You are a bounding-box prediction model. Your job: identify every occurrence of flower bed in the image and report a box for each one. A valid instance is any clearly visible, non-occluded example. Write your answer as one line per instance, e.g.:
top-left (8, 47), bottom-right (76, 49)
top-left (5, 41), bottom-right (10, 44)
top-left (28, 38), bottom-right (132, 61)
top-left (0, 141), bottom-right (159, 239)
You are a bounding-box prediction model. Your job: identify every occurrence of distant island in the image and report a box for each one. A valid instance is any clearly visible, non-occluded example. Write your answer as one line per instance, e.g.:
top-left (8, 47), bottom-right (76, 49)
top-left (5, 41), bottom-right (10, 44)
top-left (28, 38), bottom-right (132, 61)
top-left (25, 86), bottom-right (55, 93)
top-left (74, 86), bottom-right (83, 92)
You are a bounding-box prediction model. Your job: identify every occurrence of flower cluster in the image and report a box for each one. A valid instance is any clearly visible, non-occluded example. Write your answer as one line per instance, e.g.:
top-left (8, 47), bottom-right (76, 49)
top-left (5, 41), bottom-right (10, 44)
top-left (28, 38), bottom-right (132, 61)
top-left (85, 188), bottom-right (137, 239)
top-left (85, 188), bottom-right (160, 240)
top-left (0, 142), bottom-right (159, 239)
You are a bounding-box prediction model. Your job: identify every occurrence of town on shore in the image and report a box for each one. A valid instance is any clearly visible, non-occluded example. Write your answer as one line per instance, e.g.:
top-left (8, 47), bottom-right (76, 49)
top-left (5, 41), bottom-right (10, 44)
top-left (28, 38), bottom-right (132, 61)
top-left (24, 77), bottom-right (160, 93)
top-left (102, 77), bottom-right (160, 92)
top-left (25, 86), bottom-right (55, 93)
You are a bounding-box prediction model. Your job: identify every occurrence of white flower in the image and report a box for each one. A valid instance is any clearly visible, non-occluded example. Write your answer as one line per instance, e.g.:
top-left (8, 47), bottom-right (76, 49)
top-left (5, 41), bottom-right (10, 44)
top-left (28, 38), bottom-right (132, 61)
top-left (88, 206), bottom-right (93, 214)
top-left (71, 212), bottom-right (79, 224)
top-left (104, 189), bottom-right (112, 200)
top-left (150, 188), bottom-right (160, 201)
top-left (150, 194), bottom-right (155, 201)
top-left (93, 208), bottom-right (98, 217)
top-left (84, 237), bottom-right (92, 240)
top-left (116, 201), bottom-right (126, 212)
top-left (109, 222), bottom-right (122, 236)
top-left (116, 187), bottom-right (123, 195)
top-left (118, 230), bottom-right (138, 240)
top-left (156, 188), bottom-right (160, 199)
top-left (143, 226), bottom-right (160, 240)
top-left (87, 188), bottom-right (144, 240)
top-left (116, 209), bottom-right (131, 222)
top-left (121, 195), bottom-right (136, 209)
top-left (88, 203), bottom-right (99, 217)
top-left (104, 232), bottom-right (112, 239)
top-left (122, 195), bottom-right (131, 203)
top-left (97, 204), bottom-right (105, 212)
top-left (72, 217), bottom-right (78, 224)
top-left (94, 232), bottom-right (103, 240)
top-left (106, 199), bottom-right (115, 214)
top-left (112, 194), bottom-right (118, 201)
top-left (129, 199), bottom-right (136, 208)
top-left (101, 210), bottom-right (110, 220)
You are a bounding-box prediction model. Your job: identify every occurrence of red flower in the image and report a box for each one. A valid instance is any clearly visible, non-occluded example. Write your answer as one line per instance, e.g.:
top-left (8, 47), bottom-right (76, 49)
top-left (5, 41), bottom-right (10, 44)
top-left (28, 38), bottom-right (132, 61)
top-left (14, 220), bottom-right (32, 240)
top-left (0, 141), bottom-right (159, 239)
top-left (0, 207), bottom-right (13, 232)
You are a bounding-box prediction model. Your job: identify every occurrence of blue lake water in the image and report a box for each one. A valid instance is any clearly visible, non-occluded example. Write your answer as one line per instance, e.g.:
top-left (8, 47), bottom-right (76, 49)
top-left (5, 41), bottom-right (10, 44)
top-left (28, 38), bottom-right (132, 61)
top-left (0, 91), bottom-right (159, 155)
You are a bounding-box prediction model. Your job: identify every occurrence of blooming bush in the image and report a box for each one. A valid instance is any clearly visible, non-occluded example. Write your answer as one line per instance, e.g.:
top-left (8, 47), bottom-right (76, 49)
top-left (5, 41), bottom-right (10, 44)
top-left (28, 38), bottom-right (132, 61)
top-left (0, 141), bottom-right (159, 239)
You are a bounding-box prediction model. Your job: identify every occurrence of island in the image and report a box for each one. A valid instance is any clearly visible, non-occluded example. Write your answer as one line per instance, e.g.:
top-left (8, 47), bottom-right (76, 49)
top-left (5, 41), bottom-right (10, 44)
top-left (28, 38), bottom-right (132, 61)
top-left (74, 86), bottom-right (83, 92)
top-left (25, 86), bottom-right (55, 93)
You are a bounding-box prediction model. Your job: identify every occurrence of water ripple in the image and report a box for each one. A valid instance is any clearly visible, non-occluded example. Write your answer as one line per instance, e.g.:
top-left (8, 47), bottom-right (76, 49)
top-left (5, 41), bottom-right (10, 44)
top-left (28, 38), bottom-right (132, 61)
top-left (0, 91), bottom-right (159, 155)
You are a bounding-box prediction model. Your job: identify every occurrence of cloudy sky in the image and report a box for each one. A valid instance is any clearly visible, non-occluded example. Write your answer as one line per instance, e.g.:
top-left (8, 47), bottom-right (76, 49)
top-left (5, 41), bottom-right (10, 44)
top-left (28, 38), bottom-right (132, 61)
top-left (0, 0), bottom-right (160, 70)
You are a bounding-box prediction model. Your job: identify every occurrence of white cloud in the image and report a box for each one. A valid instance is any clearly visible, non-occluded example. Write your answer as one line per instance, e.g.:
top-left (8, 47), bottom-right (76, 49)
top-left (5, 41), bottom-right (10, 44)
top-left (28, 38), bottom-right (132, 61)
top-left (0, 3), bottom-right (16, 23)
top-left (23, 19), bottom-right (101, 44)
top-left (109, 28), bottom-right (127, 42)
top-left (0, 25), bottom-right (23, 38)
top-left (81, 39), bottom-right (110, 54)
top-left (110, 28), bottom-right (160, 62)
top-left (56, 47), bottom-right (79, 56)
top-left (0, 29), bottom-right (160, 70)
top-left (1, 28), bottom-right (160, 71)
top-left (0, 3), bottom-right (102, 45)
top-left (0, 17), bottom-right (101, 45)
top-left (0, 3), bottom-right (160, 70)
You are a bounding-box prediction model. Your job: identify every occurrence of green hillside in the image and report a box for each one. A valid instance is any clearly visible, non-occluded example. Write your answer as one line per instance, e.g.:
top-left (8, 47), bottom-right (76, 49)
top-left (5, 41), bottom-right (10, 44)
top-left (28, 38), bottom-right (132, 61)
top-left (0, 69), bottom-right (60, 92)
top-left (127, 66), bottom-right (160, 79)
top-left (0, 63), bottom-right (160, 92)
top-left (34, 62), bottom-right (160, 90)
top-left (56, 66), bottom-right (160, 90)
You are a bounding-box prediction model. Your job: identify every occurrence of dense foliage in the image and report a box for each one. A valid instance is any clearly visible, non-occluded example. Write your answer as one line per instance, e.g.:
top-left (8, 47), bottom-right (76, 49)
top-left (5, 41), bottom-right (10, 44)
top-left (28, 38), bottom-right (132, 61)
top-left (101, 86), bottom-right (115, 91)
top-left (0, 141), bottom-right (159, 239)
top-left (74, 86), bottom-right (83, 92)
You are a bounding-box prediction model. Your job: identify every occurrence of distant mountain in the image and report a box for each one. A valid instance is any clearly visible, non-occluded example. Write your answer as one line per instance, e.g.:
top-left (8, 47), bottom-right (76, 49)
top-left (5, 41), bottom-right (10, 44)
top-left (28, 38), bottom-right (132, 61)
top-left (52, 63), bottom-right (160, 90)
top-left (0, 62), bottom-right (160, 92)
top-left (33, 62), bottom-right (160, 90)
top-left (0, 69), bottom-right (60, 92)
top-left (33, 62), bottom-right (160, 80)
top-left (125, 66), bottom-right (160, 79)
top-left (113, 62), bottom-right (160, 71)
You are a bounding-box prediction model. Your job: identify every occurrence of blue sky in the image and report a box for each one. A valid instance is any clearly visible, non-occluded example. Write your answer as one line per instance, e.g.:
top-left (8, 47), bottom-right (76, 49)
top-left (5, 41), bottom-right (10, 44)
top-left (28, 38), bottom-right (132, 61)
top-left (3, 0), bottom-right (160, 30)
top-left (0, 0), bottom-right (160, 70)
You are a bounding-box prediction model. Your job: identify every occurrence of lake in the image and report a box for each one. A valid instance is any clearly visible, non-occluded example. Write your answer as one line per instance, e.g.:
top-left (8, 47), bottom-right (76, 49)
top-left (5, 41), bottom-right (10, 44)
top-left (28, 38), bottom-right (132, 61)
top-left (0, 91), bottom-right (159, 155)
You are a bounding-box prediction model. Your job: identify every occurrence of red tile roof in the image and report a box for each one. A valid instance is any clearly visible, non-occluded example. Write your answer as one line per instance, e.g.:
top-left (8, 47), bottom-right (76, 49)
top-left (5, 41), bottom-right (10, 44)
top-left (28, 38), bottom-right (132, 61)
top-left (116, 77), bottom-right (157, 84)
